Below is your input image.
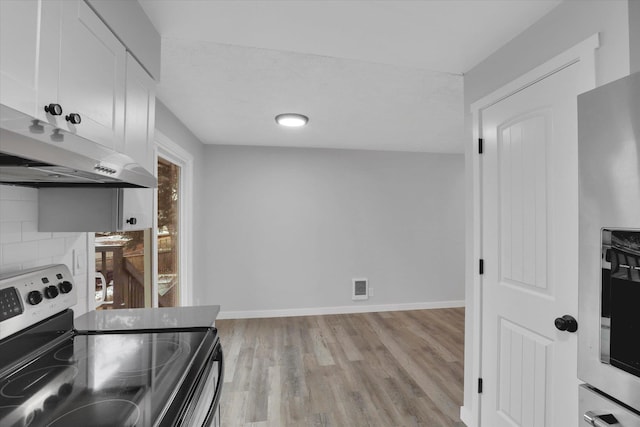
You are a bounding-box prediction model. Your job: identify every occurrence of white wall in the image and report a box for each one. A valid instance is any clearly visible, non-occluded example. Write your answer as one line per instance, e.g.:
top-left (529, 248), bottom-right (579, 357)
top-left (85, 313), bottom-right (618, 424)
top-left (631, 0), bottom-right (640, 74)
top-left (201, 145), bottom-right (465, 317)
top-left (461, 1), bottom-right (634, 424)
top-left (0, 185), bottom-right (90, 316)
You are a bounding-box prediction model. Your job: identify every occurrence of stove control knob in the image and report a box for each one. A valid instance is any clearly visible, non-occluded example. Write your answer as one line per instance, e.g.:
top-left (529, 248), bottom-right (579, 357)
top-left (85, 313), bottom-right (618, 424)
top-left (44, 285), bottom-right (59, 299)
top-left (58, 281), bottom-right (73, 294)
top-left (27, 290), bottom-right (43, 305)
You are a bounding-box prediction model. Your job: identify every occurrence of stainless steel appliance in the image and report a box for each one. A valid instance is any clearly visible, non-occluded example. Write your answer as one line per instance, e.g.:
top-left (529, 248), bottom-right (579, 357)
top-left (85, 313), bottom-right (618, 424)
top-left (0, 265), bottom-right (223, 426)
top-left (578, 71), bottom-right (640, 426)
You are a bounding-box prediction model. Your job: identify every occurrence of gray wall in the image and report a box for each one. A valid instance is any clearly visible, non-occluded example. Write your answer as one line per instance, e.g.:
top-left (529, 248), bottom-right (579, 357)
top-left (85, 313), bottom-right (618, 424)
top-left (201, 145), bottom-right (465, 315)
top-left (154, 100), bottom-right (208, 304)
top-left (631, 0), bottom-right (640, 73)
top-left (461, 1), bottom-right (633, 422)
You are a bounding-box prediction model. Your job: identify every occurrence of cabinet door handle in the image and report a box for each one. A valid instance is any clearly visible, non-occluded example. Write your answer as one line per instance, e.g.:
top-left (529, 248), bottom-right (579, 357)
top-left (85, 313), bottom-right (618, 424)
top-left (44, 103), bottom-right (63, 115)
top-left (126, 217), bottom-right (137, 225)
top-left (65, 113), bottom-right (81, 124)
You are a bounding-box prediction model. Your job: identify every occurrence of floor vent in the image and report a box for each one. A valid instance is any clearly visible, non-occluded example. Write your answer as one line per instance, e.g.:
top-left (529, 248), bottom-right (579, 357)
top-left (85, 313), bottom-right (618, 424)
top-left (352, 278), bottom-right (369, 300)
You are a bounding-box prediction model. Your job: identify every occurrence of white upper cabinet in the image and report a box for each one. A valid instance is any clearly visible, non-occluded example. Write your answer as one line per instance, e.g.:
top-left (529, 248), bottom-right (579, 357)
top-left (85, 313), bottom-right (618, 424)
top-left (122, 53), bottom-right (156, 172)
top-left (0, 0), bottom-right (41, 117)
top-left (120, 53), bottom-right (157, 231)
top-left (41, 0), bottom-right (126, 150)
top-left (0, 0), bottom-right (126, 151)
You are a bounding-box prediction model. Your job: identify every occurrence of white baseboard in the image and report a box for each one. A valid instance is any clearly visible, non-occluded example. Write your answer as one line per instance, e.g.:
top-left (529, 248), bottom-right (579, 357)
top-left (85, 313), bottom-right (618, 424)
top-left (460, 406), bottom-right (473, 427)
top-left (217, 300), bottom-right (465, 320)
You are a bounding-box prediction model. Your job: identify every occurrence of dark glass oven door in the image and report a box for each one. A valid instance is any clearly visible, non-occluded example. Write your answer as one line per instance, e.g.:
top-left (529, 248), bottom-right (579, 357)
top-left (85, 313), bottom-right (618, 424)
top-left (601, 229), bottom-right (640, 378)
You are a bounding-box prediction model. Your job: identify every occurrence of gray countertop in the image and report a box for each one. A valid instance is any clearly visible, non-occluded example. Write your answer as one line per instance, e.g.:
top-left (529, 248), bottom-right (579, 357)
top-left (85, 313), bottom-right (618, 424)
top-left (74, 305), bottom-right (220, 332)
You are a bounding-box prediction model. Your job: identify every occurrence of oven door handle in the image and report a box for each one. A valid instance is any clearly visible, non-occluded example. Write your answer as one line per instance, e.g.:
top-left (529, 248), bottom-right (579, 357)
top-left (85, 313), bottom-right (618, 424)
top-left (202, 345), bottom-right (224, 426)
top-left (584, 411), bottom-right (620, 426)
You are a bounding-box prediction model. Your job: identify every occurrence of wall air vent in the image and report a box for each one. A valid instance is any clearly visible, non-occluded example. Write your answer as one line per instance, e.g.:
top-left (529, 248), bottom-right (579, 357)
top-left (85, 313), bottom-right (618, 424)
top-left (352, 278), bottom-right (369, 301)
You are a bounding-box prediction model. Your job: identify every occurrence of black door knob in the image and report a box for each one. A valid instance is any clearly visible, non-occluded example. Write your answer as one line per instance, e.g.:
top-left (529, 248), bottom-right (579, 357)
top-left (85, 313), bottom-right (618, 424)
top-left (555, 315), bottom-right (578, 332)
top-left (44, 103), bottom-right (63, 115)
top-left (27, 290), bottom-right (43, 305)
top-left (44, 285), bottom-right (59, 299)
top-left (58, 281), bottom-right (73, 294)
top-left (126, 217), bottom-right (137, 225)
top-left (65, 113), bottom-right (81, 124)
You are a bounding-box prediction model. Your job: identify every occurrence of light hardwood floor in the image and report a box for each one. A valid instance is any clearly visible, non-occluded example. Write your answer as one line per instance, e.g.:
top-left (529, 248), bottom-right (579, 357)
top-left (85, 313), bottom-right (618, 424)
top-left (216, 308), bottom-right (465, 427)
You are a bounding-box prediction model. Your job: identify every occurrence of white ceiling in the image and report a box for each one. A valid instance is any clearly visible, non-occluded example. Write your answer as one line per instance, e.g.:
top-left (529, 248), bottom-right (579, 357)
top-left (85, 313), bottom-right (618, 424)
top-left (140, 0), bottom-right (561, 153)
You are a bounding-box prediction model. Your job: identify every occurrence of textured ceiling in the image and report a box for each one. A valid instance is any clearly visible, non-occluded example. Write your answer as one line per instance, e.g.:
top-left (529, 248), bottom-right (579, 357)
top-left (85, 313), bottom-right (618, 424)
top-left (140, 0), bottom-right (562, 153)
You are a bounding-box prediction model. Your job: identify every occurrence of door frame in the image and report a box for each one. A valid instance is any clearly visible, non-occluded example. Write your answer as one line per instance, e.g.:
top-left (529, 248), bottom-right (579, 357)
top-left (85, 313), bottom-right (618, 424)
top-left (465, 33), bottom-right (599, 427)
top-left (154, 130), bottom-right (195, 307)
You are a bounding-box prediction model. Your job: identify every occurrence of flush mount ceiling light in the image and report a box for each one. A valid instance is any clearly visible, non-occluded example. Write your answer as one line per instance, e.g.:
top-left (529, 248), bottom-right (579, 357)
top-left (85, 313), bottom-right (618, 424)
top-left (275, 113), bottom-right (309, 127)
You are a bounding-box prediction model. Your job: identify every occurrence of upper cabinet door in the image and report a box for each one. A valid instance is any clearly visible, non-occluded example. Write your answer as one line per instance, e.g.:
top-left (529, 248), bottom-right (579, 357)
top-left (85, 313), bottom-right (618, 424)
top-left (122, 53), bottom-right (156, 172)
top-left (0, 0), bottom-right (41, 116)
top-left (119, 53), bottom-right (156, 231)
top-left (54, 0), bottom-right (126, 150)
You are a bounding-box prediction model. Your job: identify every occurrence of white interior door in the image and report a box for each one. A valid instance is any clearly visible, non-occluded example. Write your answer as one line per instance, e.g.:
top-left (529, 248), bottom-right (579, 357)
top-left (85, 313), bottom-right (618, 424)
top-left (479, 45), bottom-right (596, 426)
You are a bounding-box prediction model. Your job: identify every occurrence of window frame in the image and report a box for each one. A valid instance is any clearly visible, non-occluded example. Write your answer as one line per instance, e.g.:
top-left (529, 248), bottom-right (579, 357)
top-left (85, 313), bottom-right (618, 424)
top-left (153, 130), bottom-right (194, 307)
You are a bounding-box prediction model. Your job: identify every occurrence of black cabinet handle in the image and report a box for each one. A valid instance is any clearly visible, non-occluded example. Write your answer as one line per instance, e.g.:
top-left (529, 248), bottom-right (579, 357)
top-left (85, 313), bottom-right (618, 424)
top-left (65, 113), bottom-right (81, 124)
top-left (554, 315), bottom-right (578, 333)
top-left (44, 103), bottom-right (63, 115)
top-left (126, 217), bottom-right (137, 225)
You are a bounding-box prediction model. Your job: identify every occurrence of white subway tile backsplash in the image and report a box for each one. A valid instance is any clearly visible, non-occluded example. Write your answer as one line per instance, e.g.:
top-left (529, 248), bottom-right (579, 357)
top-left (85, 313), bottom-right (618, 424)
top-left (0, 184), bottom-right (86, 275)
top-left (0, 263), bottom-right (22, 275)
top-left (2, 241), bottom-right (39, 265)
top-left (22, 258), bottom-right (54, 270)
top-left (0, 221), bottom-right (22, 243)
top-left (22, 221), bottom-right (52, 241)
top-left (53, 232), bottom-right (80, 238)
top-left (38, 238), bottom-right (66, 258)
top-left (0, 200), bottom-right (38, 222)
top-left (0, 185), bottom-right (27, 201)
top-left (20, 187), bottom-right (38, 201)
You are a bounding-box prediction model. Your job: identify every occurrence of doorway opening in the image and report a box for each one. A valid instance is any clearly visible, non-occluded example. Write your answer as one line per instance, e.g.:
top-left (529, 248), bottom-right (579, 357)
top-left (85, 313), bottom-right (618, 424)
top-left (157, 156), bottom-right (181, 307)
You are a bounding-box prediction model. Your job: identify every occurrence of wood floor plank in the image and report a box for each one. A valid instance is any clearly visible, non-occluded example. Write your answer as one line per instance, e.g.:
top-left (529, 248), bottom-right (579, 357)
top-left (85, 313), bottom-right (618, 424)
top-left (217, 308), bottom-right (465, 427)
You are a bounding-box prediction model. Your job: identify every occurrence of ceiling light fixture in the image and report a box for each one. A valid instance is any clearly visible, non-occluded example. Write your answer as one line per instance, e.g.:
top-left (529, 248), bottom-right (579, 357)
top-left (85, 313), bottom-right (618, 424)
top-left (275, 113), bottom-right (309, 127)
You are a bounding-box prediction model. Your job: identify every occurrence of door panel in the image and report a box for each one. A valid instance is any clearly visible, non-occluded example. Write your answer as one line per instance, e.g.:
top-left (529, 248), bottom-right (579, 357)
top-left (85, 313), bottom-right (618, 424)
top-left (499, 113), bottom-right (549, 291)
top-left (0, 0), bottom-right (41, 116)
top-left (498, 318), bottom-right (550, 427)
top-left (481, 61), bottom-right (589, 427)
top-left (57, 0), bottom-right (125, 149)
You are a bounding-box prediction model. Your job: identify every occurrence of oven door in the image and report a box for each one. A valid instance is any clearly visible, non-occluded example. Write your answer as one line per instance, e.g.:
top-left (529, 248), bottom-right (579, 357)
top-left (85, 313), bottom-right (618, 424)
top-left (602, 231), bottom-right (640, 378)
top-left (184, 343), bottom-right (224, 427)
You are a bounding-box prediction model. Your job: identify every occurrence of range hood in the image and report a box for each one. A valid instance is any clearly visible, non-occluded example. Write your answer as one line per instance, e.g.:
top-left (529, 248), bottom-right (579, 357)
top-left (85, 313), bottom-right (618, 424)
top-left (0, 104), bottom-right (156, 188)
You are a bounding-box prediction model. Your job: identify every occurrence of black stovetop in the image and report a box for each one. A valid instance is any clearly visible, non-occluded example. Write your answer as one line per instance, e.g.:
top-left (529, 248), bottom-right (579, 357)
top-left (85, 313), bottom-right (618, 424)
top-left (0, 326), bottom-right (210, 427)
